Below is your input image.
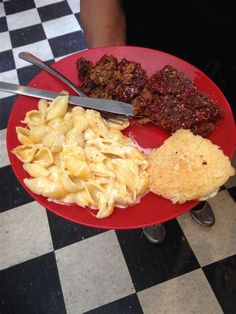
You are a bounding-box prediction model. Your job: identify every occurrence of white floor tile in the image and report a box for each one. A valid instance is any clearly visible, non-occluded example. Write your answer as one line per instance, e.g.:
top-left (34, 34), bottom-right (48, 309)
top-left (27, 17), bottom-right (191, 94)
top-left (56, 230), bottom-right (135, 314)
top-left (6, 8), bottom-right (41, 31)
top-left (178, 190), bottom-right (236, 266)
top-left (34, 0), bottom-right (63, 8)
top-left (0, 3), bottom-right (5, 18)
top-left (54, 49), bottom-right (87, 63)
top-left (0, 69), bottom-right (19, 98)
top-left (54, 53), bottom-right (73, 63)
top-left (0, 32), bottom-right (11, 52)
top-left (43, 14), bottom-right (81, 39)
top-left (225, 174), bottom-right (236, 189)
top-left (0, 202), bottom-right (53, 270)
top-left (138, 269), bottom-right (223, 314)
top-left (12, 40), bottom-right (53, 69)
top-left (0, 129), bottom-right (9, 168)
top-left (67, 0), bottom-right (80, 13)
top-left (225, 149), bottom-right (236, 188)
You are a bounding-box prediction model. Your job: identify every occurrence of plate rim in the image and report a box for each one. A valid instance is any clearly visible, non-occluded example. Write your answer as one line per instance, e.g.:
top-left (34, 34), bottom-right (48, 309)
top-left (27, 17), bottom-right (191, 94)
top-left (6, 45), bottom-right (236, 229)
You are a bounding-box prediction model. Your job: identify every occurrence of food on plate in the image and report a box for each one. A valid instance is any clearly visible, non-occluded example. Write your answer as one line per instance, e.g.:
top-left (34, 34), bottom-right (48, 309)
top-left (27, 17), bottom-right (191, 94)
top-left (133, 65), bottom-right (221, 137)
top-left (77, 55), bottom-right (222, 137)
top-left (77, 55), bottom-right (147, 102)
top-left (12, 95), bottom-right (149, 219)
top-left (147, 129), bottom-right (235, 204)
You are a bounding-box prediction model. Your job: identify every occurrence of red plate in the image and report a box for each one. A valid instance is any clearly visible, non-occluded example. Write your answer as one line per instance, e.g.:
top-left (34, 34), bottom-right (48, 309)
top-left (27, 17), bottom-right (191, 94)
top-left (7, 46), bottom-right (236, 229)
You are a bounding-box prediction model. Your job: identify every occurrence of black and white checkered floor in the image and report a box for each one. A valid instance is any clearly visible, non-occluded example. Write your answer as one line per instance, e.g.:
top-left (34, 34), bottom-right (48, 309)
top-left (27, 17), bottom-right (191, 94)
top-left (1, 1), bottom-right (236, 313)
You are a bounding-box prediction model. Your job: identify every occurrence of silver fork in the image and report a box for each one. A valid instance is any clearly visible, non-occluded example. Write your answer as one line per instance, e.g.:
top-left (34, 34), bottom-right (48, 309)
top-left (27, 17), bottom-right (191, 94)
top-left (18, 52), bottom-right (128, 125)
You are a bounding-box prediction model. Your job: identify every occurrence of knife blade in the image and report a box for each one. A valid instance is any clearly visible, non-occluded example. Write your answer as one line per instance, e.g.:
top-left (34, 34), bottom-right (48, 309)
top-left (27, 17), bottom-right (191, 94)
top-left (0, 81), bottom-right (134, 116)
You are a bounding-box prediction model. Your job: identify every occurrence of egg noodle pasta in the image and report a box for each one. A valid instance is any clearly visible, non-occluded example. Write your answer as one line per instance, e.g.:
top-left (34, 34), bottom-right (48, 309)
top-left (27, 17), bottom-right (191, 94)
top-left (12, 94), bottom-right (150, 218)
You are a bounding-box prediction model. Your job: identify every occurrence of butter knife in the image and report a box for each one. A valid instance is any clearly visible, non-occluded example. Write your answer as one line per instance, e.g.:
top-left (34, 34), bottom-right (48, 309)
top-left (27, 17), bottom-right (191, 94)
top-left (0, 81), bottom-right (134, 116)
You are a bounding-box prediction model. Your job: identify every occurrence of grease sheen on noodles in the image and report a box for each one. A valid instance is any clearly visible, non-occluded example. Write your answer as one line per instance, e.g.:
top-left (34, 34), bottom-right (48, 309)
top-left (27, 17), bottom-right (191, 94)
top-left (13, 94), bottom-right (149, 218)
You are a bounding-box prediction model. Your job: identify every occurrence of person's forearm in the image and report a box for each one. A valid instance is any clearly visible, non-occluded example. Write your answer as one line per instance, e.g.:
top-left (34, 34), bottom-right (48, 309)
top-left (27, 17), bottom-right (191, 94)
top-left (80, 0), bottom-right (126, 48)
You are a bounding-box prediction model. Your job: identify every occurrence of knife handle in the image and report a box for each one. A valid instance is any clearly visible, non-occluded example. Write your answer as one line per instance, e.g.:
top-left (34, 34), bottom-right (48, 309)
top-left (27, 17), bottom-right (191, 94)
top-left (0, 80), bottom-right (62, 101)
top-left (0, 80), bottom-right (134, 116)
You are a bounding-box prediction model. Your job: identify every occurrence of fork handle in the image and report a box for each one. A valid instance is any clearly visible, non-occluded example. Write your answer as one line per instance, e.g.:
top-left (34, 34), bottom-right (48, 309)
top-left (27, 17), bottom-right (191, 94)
top-left (18, 51), bottom-right (86, 97)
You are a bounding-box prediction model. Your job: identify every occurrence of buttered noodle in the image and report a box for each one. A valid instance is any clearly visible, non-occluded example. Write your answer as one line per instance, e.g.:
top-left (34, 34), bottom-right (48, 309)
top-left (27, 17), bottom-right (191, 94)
top-left (13, 94), bottom-right (149, 218)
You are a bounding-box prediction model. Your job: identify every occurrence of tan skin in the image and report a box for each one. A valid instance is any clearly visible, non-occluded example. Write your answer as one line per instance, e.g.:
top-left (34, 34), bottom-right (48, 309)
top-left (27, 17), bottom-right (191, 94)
top-left (80, 0), bottom-right (126, 48)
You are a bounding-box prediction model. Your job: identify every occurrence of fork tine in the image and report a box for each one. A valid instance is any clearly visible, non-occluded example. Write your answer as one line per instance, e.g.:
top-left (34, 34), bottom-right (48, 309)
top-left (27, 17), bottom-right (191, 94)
top-left (107, 118), bottom-right (125, 125)
top-left (101, 112), bottom-right (129, 125)
top-left (101, 112), bottom-right (127, 125)
top-left (101, 111), bottom-right (128, 120)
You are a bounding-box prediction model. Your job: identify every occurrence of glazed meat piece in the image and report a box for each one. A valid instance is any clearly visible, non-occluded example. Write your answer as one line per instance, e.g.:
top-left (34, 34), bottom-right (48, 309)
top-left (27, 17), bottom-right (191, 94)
top-left (89, 55), bottom-right (118, 85)
top-left (132, 65), bottom-right (222, 137)
top-left (143, 93), bottom-right (221, 137)
top-left (77, 55), bottom-right (147, 102)
top-left (148, 65), bottom-right (195, 95)
top-left (77, 56), bottom-right (222, 137)
top-left (77, 57), bottom-right (94, 81)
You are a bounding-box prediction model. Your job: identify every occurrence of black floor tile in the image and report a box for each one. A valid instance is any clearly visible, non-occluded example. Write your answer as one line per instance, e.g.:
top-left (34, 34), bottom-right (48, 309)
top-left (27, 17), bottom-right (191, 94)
top-left (0, 50), bottom-right (15, 73)
top-left (74, 12), bottom-right (81, 25)
top-left (0, 166), bottom-right (34, 213)
top-left (0, 252), bottom-right (66, 314)
top-left (4, 0), bottom-right (35, 15)
top-left (228, 187), bottom-right (236, 202)
top-left (47, 210), bottom-right (106, 250)
top-left (219, 185), bottom-right (226, 192)
top-left (17, 59), bottom-right (54, 86)
top-left (0, 95), bottom-right (17, 130)
top-left (49, 30), bottom-right (87, 58)
top-left (37, 1), bottom-right (72, 22)
top-left (0, 16), bottom-right (8, 33)
top-left (116, 219), bottom-right (200, 292)
top-left (203, 254), bottom-right (236, 314)
top-left (10, 24), bottom-right (46, 48)
top-left (85, 293), bottom-right (143, 314)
